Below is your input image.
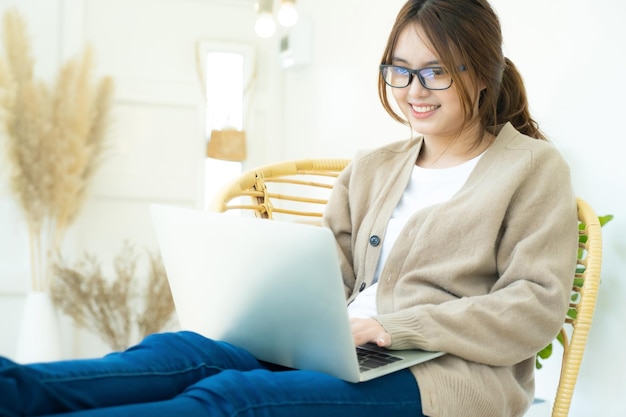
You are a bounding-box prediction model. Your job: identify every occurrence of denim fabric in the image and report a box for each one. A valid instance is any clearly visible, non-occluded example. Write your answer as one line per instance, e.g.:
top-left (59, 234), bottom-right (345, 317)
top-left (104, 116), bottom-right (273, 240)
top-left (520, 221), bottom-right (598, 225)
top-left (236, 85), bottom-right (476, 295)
top-left (0, 331), bottom-right (424, 417)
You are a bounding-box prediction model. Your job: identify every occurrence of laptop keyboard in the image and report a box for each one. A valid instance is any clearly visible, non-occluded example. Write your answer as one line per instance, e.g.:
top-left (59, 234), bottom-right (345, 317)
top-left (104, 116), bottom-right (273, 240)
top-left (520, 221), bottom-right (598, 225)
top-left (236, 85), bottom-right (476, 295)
top-left (356, 345), bottom-right (403, 372)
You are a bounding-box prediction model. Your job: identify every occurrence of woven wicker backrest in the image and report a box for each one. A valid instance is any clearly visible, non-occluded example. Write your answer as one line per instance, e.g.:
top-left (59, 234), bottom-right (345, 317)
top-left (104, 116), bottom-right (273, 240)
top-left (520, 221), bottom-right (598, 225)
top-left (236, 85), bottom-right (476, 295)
top-left (208, 160), bottom-right (602, 417)
top-left (551, 198), bottom-right (603, 417)
top-left (207, 158), bottom-right (350, 224)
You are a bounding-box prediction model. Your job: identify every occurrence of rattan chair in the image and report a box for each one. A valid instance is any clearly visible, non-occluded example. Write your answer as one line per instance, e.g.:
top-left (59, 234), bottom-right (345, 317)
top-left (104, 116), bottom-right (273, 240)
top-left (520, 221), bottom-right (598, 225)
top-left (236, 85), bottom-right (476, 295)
top-left (208, 158), bottom-right (602, 417)
top-left (207, 158), bottom-right (350, 224)
top-left (549, 198), bottom-right (602, 417)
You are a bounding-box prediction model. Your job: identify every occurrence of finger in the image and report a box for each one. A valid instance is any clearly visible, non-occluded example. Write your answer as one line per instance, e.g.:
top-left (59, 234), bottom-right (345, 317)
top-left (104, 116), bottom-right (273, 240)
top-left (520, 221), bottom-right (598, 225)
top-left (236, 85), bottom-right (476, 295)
top-left (350, 318), bottom-right (373, 345)
top-left (350, 318), bottom-right (391, 347)
top-left (375, 332), bottom-right (391, 347)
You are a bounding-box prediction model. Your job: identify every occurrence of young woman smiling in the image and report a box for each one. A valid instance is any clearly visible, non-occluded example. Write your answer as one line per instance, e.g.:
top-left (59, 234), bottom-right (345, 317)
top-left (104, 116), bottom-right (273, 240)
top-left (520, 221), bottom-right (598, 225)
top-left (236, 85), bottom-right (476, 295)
top-left (0, 1), bottom-right (576, 416)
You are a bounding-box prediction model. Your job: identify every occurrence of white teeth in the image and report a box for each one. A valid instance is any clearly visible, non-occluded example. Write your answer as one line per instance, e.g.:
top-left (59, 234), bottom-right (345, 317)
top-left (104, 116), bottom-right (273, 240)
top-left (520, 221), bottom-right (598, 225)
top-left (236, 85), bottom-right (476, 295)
top-left (411, 104), bottom-right (438, 113)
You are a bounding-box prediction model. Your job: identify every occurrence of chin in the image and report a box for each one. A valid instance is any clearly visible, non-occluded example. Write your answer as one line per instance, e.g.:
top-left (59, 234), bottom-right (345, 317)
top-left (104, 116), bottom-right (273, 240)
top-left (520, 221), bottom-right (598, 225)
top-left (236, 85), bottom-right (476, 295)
top-left (408, 120), bottom-right (438, 136)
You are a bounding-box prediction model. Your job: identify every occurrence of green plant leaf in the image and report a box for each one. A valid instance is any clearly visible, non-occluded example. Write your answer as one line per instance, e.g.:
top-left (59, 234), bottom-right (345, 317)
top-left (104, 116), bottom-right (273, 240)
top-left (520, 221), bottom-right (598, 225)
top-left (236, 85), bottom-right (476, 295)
top-left (556, 331), bottom-right (564, 346)
top-left (536, 343), bottom-right (553, 369)
top-left (536, 213), bottom-right (613, 369)
top-left (599, 214), bottom-right (614, 227)
top-left (538, 343), bottom-right (553, 359)
top-left (567, 307), bottom-right (577, 320)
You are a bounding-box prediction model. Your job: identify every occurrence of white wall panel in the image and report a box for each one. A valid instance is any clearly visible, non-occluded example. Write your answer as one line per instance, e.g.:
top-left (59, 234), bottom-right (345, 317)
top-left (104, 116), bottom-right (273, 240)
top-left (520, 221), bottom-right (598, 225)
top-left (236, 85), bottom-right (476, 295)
top-left (90, 101), bottom-right (202, 201)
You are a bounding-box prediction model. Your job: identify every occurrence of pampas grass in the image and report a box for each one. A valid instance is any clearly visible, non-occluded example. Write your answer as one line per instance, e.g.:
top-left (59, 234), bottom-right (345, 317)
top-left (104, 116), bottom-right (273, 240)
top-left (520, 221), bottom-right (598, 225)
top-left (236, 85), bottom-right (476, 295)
top-left (0, 8), bottom-right (114, 292)
top-left (50, 242), bottom-right (176, 351)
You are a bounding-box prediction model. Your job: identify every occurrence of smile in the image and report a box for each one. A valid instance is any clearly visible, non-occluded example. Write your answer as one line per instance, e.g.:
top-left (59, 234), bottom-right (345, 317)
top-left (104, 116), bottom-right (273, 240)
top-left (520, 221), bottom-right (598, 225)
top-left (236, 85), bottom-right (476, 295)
top-left (411, 104), bottom-right (440, 113)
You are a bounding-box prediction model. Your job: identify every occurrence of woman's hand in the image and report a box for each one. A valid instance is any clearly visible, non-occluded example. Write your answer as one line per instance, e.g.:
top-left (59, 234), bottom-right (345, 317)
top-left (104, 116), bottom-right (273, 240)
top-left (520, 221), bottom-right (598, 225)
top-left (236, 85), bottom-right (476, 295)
top-left (350, 317), bottom-right (391, 347)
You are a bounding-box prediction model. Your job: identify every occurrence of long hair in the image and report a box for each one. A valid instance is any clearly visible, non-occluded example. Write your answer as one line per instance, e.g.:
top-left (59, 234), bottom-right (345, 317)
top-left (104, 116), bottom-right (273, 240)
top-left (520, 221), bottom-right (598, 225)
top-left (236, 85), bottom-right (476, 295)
top-left (378, 0), bottom-right (546, 141)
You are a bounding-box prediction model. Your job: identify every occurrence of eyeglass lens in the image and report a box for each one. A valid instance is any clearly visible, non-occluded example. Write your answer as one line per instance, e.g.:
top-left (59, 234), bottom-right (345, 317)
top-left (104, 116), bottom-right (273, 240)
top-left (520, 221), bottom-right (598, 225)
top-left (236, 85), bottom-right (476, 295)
top-left (381, 66), bottom-right (453, 90)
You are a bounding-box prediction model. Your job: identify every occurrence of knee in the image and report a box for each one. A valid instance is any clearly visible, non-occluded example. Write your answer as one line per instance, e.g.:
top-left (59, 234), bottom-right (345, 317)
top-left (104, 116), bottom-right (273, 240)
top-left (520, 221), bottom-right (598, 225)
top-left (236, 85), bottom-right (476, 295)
top-left (127, 331), bottom-right (213, 356)
top-left (126, 332), bottom-right (261, 371)
top-left (137, 330), bottom-right (204, 346)
top-left (181, 369), bottom-right (273, 412)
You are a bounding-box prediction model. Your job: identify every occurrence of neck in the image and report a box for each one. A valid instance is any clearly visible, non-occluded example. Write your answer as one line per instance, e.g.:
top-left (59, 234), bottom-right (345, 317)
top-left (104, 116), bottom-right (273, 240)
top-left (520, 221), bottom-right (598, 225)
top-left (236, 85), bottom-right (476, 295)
top-left (416, 125), bottom-right (493, 169)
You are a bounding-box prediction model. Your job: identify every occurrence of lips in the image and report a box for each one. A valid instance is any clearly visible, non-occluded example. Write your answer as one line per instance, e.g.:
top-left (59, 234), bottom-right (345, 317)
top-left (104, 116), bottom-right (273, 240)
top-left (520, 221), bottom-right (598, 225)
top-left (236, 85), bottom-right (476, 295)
top-left (411, 104), bottom-right (440, 113)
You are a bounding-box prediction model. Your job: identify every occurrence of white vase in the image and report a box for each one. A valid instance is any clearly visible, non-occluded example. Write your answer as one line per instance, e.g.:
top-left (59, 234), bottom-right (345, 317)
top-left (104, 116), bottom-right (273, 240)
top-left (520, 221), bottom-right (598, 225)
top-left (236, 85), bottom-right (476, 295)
top-left (15, 291), bottom-right (62, 363)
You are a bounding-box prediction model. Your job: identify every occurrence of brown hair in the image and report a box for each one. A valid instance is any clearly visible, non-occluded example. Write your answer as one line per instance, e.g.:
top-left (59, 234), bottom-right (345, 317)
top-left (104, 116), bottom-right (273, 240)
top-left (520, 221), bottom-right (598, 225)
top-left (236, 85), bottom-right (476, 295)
top-left (378, 0), bottom-right (547, 141)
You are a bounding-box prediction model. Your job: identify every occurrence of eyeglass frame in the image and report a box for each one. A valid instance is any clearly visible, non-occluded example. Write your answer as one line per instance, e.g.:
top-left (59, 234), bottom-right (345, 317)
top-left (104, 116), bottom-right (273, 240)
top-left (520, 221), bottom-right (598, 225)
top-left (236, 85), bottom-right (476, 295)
top-left (379, 64), bottom-right (467, 90)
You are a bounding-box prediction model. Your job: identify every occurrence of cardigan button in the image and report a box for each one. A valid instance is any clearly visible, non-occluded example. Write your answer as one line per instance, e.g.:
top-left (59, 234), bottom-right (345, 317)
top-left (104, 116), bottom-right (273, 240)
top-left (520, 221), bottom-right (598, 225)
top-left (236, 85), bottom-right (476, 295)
top-left (359, 282), bottom-right (367, 292)
top-left (369, 235), bottom-right (381, 247)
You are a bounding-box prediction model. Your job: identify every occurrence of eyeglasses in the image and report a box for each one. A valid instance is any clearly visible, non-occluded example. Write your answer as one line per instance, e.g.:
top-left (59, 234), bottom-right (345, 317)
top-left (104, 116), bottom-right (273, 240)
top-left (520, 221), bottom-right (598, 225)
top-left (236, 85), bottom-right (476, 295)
top-left (379, 64), bottom-right (466, 90)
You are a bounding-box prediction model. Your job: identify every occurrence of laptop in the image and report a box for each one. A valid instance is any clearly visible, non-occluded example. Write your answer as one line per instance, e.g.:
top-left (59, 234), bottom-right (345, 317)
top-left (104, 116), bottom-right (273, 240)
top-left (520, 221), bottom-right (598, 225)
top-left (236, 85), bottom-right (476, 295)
top-left (150, 204), bottom-right (444, 383)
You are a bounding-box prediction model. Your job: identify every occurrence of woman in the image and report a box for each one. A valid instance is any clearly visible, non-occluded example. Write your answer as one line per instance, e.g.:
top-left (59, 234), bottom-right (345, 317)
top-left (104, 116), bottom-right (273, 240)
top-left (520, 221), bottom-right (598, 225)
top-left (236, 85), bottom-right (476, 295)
top-left (0, 0), bottom-right (577, 416)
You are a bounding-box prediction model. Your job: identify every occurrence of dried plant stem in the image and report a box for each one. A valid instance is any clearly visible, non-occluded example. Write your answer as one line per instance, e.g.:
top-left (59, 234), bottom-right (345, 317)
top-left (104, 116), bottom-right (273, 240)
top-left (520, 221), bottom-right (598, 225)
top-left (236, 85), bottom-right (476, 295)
top-left (51, 243), bottom-right (176, 351)
top-left (0, 8), bottom-right (113, 292)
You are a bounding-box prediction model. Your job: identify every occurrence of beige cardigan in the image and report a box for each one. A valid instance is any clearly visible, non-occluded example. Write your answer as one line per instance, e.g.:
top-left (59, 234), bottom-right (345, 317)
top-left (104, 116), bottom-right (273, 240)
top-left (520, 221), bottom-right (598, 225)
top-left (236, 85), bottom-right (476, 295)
top-left (323, 123), bottom-right (578, 417)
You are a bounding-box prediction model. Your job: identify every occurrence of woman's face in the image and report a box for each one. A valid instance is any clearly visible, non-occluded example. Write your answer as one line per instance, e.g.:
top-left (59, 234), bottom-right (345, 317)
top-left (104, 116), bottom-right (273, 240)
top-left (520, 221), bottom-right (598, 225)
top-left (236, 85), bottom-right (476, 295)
top-left (390, 24), bottom-right (478, 139)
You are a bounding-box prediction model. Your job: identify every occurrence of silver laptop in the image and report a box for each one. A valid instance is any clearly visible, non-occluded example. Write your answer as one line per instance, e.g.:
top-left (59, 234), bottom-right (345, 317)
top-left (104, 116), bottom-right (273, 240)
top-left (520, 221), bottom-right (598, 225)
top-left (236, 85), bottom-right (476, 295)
top-left (151, 204), bottom-right (444, 383)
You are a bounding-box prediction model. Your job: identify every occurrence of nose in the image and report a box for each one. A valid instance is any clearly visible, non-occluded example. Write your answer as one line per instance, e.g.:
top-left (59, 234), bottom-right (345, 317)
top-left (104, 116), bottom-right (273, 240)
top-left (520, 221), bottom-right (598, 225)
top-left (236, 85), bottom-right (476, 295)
top-left (407, 74), bottom-right (429, 96)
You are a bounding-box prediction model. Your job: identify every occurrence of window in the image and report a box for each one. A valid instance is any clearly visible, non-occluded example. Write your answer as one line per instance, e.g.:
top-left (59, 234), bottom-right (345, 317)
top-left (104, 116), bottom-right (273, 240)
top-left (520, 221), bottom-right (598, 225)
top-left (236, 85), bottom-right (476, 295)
top-left (197, 41), bottom-right (255, 208)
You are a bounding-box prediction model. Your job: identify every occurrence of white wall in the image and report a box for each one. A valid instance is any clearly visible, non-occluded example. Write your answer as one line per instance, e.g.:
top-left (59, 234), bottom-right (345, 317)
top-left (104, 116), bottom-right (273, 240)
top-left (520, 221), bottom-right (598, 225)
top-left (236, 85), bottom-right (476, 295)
top-left (0, 0), bottom-right (624, 415)
top-left (494, 1), bottom-right (626, 415)
top-left (280, 0), bottom-right (409, 159)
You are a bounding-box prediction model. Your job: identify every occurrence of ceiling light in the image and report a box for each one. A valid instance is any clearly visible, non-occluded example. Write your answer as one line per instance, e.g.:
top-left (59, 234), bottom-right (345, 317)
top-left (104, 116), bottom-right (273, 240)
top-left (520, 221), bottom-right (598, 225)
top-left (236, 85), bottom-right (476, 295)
top-left (255, 0), bottom-right (276, 38)
top-left (277, 0), bottom-right (298, 28)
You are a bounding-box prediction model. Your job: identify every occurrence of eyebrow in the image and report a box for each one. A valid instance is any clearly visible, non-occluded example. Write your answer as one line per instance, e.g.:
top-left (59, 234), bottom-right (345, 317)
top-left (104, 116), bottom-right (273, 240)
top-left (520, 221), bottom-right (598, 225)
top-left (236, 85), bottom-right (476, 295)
top-left (391, 56), bottom-right (441, 67)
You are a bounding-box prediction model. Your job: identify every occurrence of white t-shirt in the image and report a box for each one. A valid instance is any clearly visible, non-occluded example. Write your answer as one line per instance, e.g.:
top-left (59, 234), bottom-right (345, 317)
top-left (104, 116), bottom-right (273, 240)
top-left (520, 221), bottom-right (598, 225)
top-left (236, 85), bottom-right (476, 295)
top-left (348, 154), bottom-right (483, 319)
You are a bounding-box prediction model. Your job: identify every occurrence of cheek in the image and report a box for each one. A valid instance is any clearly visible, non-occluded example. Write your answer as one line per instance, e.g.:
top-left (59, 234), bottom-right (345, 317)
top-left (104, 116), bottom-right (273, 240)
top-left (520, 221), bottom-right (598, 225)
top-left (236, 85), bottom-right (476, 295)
top-left (391, 88), bottom-right (408, 113)
top-left (391, 86), bottom-right (404, 103)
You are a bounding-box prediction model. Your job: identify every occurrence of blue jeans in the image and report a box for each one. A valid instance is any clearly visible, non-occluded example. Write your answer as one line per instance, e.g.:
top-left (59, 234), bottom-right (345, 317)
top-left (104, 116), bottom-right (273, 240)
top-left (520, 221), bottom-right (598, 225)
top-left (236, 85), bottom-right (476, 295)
top-left (0, 331), bottom-right (425, 417)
